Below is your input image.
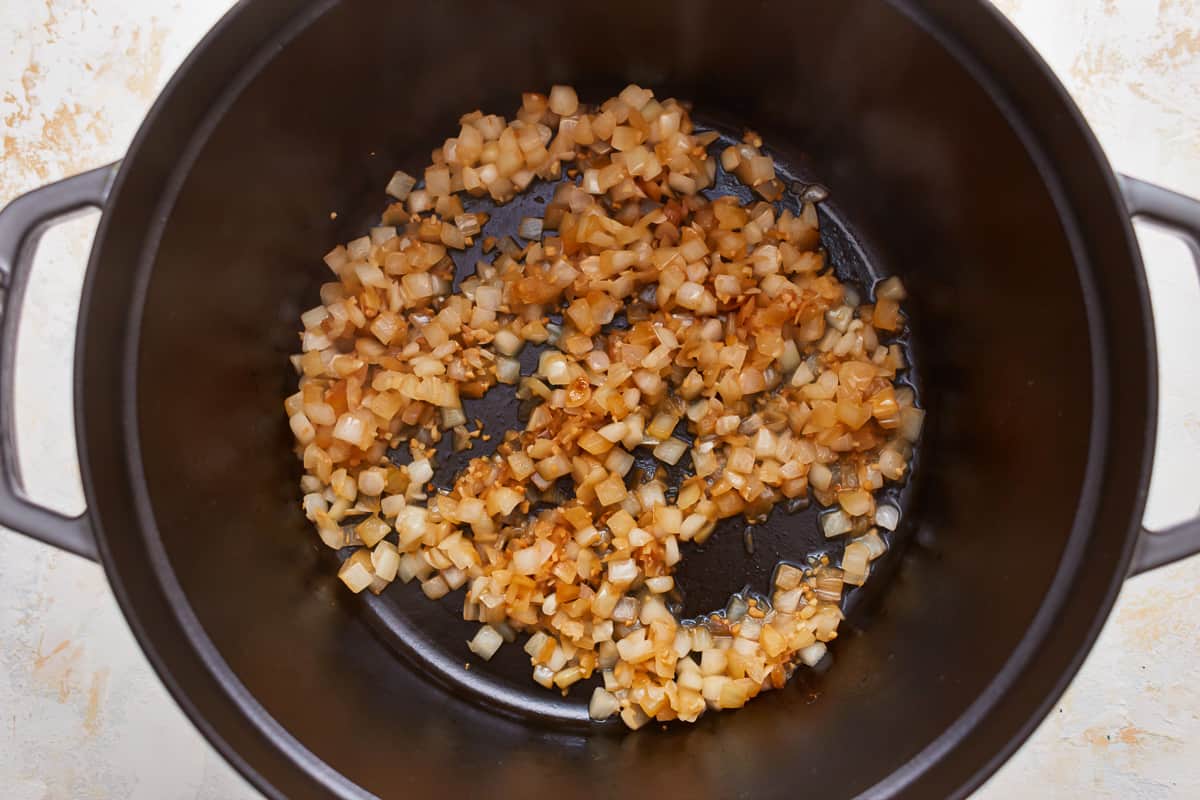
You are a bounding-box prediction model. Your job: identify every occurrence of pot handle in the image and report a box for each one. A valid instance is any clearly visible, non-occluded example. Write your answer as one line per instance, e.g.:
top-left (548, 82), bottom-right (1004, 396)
top-left (0, 164), bottom-right (119, 562)
top-left (1119, 175), bottom-right (1200, 575)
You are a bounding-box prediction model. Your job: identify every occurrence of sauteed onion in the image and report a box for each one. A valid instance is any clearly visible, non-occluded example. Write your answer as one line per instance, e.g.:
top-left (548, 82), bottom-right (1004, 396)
top-left (286, 85), bottom-right (921, 728)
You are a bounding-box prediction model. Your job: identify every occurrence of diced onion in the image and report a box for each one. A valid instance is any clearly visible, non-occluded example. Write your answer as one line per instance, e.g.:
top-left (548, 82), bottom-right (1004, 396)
top-left (518, 216), bottom-right (544, 240)
top-left (612, 596), bottom-right (640, 623)
top-left (652, 438), bottom-right (688, 466)
top-left (371, 541), bottom-right (400, 582)
top-left (841, 542), bottom-right (870, 585)
top-left (856, 529), bottom-right (888, 560)
top-left (838, 489), bottom-right (873, 517)
top-left (899, 407), bottom-right (925, 442)
top-left (876, 276), bottom-right (907, 301)
top-left (589, 687), bottom-right (621, 720)
top-left (408, 459), bottom-right (433, 485)
top-left (421, 575), bottom-right (450, 599)
top-left (822, 509), bottom-right (853, 538)
top-left (875, 504), bottom-right (900, 531)
top-left (548, 85), bottom-right (578, 116)
top-left (338, 550), bottom-right (375, 593)
top-left (607, 558), bottom-right (638, 585)
top-left (496, 356), bottom-right (521, 384)
top-left (288, 84), bottom-right (921, 733)
top-left (799, 642), bottom-right (827, 667)
top-left (386, 171), bottom-right (417, 201)
top-left (468, 625), bottom-right (505, 660)
top-left (645, 576), bottom-right (674, 593)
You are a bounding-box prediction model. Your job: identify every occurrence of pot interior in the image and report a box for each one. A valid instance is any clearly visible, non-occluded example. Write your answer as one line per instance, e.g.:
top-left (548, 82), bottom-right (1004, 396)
top-left (114, 1), bottom-right (1146, 797)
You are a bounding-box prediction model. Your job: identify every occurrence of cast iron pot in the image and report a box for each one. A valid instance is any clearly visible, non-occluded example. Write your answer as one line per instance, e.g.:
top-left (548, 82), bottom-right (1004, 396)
top-left (2, 1), bottom-right (1200, 798)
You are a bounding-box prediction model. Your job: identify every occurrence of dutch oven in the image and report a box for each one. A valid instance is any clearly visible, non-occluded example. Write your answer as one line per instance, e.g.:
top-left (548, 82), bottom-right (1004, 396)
top-left (2, 1), bottom-right (1199, 798)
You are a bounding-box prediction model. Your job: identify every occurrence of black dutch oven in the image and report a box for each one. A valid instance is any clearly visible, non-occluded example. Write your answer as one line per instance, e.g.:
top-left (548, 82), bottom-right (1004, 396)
top-left (2, 1), bottom-right (1199, 798)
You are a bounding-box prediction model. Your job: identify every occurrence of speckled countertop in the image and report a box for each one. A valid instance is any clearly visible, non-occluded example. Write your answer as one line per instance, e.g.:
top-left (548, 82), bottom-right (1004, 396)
top-left (1, 2), bottom-right (1198, 798)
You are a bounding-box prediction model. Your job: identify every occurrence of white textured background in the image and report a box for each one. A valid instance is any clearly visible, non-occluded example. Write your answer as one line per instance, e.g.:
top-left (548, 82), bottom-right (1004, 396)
top-left (1, 1), bottom-right (1198, 798)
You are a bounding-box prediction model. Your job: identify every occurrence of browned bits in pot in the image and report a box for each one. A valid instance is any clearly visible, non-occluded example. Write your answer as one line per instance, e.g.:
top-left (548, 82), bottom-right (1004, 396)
top-left (285, 85), bottom-right (921, 729)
